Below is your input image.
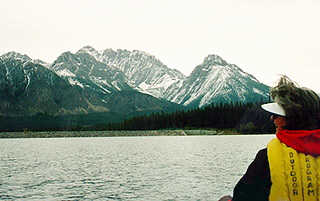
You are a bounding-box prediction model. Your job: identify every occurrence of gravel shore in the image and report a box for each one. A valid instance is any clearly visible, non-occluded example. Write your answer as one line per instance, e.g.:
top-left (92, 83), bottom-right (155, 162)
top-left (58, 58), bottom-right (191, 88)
top-left (0, 130), bottom-right (188, 138)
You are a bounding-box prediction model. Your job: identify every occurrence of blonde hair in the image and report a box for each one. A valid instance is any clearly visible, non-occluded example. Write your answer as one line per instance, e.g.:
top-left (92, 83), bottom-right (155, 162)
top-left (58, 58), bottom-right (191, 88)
top-left (270, 76), bottom-right (320, 130)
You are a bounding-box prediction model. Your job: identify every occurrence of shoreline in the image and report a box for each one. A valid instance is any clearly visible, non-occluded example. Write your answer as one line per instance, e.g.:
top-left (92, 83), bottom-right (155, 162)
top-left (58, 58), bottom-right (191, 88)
top-left (0, 130), bottom-right (230, 138)
top-left (0, 129), bottom-right (272, 139)
top-left (0, 130), bottom-right (187, 138)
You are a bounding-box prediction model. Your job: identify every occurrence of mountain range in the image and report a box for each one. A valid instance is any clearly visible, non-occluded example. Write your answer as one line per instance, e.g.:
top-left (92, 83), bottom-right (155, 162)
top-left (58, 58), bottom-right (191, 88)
top-left (0, 46), bottom-right (270, 129)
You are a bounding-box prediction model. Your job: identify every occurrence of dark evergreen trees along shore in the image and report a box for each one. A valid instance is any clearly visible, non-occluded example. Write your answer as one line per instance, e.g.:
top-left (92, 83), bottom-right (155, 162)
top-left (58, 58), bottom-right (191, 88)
top-left (102, 102), bottom-right (274, 134)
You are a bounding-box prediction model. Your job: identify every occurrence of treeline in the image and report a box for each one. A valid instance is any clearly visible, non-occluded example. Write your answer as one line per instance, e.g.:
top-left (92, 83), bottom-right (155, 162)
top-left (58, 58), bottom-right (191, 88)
top-left (1, 101), bottom-right (273, 133)
top-left (103, 102), bottom-right (256, 131)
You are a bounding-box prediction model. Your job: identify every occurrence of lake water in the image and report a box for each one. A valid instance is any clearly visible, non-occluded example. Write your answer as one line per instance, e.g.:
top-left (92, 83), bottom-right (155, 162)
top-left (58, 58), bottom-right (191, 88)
top-left (0, 134), bottom-right (275, 200)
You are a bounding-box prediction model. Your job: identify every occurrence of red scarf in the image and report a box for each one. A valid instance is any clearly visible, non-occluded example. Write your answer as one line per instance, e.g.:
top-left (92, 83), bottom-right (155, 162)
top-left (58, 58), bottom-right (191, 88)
top-left (277, 129), bottom-right (320, 156)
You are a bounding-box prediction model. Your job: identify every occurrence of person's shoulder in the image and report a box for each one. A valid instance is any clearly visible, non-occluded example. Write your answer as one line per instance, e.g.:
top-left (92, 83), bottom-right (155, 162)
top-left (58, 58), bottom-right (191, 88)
top-left (253, 148), bottom-right (269, 166)
top-left (256, 148), bottom-right (267, 158)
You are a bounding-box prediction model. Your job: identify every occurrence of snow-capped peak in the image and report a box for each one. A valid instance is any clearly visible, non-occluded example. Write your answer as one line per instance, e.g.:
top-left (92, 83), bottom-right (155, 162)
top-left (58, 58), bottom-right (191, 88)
top-left (76, 46), bottom-right (102, 60)
top-left (76, 46), bottom-right (97, 54)
top-left (1, 51), bottom-right (32, 61)
top-left (1, 51), bottom-right (48, 67)
top-left (203, 54), bottom-right (228, 66)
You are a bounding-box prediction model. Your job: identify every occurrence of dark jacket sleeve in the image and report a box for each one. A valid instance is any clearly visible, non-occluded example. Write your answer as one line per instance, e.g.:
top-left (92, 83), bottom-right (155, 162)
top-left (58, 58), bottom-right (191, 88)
top-left (232, 148), bottom-right (272, 201)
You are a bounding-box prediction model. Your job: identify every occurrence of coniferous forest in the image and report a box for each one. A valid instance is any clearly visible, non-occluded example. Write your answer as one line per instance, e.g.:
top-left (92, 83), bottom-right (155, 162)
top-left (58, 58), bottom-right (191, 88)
top-left (96, 102), bottom-right (274, 134)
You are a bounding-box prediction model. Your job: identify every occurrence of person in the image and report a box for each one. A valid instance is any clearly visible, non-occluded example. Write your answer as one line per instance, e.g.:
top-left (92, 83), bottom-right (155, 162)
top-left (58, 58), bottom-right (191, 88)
top-left (221, 76), bottom-right (320, 201)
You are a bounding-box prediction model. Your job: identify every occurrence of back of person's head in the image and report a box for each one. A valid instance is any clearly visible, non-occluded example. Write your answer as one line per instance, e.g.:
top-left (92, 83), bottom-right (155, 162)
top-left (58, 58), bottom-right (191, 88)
top-left (270, 76), bottom-right (320, 130)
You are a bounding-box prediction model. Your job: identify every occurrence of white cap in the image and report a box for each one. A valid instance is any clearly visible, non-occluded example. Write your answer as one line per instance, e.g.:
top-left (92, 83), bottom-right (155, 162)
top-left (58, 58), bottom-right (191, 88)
top-left (261, 103), bottom-right (286, 116)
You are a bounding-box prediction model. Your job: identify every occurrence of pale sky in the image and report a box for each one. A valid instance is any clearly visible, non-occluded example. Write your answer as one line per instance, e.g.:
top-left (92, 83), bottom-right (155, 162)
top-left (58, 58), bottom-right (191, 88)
top-left (1, 0), bottom-right (320, 92)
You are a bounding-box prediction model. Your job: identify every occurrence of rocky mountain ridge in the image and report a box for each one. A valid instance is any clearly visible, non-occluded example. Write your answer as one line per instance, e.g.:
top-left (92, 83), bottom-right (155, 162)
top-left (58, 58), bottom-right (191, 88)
top-left (1, 51), bottom-right (48, 66)
top-left (76, 46), bottom-right (186, 98)
top-left (50, 50), bottom-right (134, 95)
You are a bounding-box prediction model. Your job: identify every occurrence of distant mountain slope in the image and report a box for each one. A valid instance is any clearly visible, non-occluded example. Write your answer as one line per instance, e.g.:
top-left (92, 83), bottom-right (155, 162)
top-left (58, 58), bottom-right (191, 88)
top-left (50, 51), bottom-right (135, 96)
top-left (0, 58), bottom-right (109, 116)
top-left (77, 46), bottom-right (186, 98)
top-left (164, 55), bottom-right (270, 107)
top-left (102, 91), bottom-right (186, 116)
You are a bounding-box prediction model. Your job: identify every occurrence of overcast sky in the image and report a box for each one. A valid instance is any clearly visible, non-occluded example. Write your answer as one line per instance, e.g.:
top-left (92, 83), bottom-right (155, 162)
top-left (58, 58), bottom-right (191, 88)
top-left (1, 0), bottom-right (319, 92)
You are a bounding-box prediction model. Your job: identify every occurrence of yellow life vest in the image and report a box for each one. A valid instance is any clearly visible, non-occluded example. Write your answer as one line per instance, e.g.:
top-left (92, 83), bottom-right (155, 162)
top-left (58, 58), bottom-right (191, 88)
top-left (267, 138), bottom-right (320, 201)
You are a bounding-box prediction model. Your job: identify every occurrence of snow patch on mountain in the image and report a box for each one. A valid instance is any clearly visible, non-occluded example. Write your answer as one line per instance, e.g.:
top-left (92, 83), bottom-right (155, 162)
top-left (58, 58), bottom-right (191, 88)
top-left (68, 77), bottom-right (84, 88)
top-left (57, 69), bottom-right (76, 77)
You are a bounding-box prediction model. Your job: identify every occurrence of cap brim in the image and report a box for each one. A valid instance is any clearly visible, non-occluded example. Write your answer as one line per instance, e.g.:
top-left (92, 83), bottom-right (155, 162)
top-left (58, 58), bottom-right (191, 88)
top-left (261, 103), bottom-right (286, 116)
